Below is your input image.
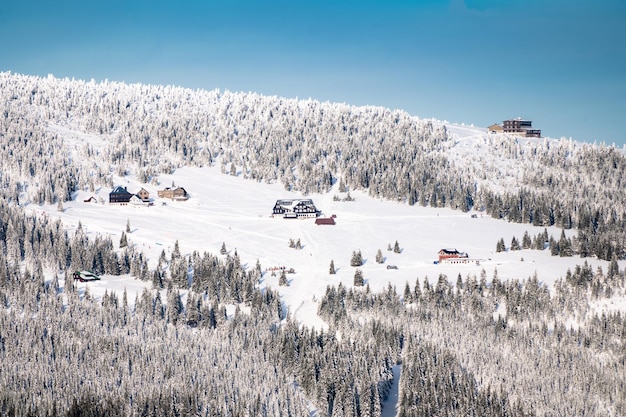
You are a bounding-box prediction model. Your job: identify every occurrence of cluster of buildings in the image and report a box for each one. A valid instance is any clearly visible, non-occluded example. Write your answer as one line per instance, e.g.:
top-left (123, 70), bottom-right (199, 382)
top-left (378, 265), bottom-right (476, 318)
top-left (107, 187), bottom-right (483, 265)
top-left (488, 118), bottom-right (541, 138)
top-left (108, 185), bottom-right (189, 205)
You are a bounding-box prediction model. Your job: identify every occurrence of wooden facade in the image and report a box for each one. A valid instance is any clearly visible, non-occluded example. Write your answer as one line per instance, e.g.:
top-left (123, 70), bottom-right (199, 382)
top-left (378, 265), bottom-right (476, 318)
top-left (137, 188), bottom-right (150, 202)
top-left (158, 186), bottom-right (189, 201)
top-left (487, 124), bottom-right (503, 134)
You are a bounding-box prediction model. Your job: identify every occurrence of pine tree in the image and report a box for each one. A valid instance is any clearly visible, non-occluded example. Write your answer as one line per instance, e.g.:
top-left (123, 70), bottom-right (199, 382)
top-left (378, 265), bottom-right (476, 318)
top-left (186, 292), bottom-right (200, 327)
top-left (279, 269), bottom-right (288, 286)
top-left (422, 276), bottom-right (431, 301)
top-left (167, 289), bottom-right (182, 325)
top-left (522, 231), bottom-right (532, 249)
top-left (350, 250), bottom-right (363, 267)
top-left (338, 178), bottom-right (347, 192)
top-left (559, 229), bottom-right (572, 257)
top-left (375, 249), bottom-right (384, 264)
top-left (608, 254), bottom-right (619, 281)
top-left (549, 236), bottom-right (559, 256)
top-left (126, 219), bottom-right (131, 233)
top-left (403, 281), bottom-right (413, 303)
top-left (393, 240), bottom-right (401, 254)
top-left (220, 242), bottom-right (227, 255)
top-left (152, 270), bottom-right (164, 289)
top-left (255, 259), bottom-right (262, 277)
top-left (329, 260), bottom-right (336, 275)
top-left (496, 238), bottom-right (505, 253)
top-left (153, 290), bottom-right (164, 319)
top-left (414, 277), bottom-right (422, 302)
top-left (354, 269), bottom-right (364, 287)
top-left (172, 240), bottom-right (181, 260)
top-left (119, 231), bottom-right (128, 248)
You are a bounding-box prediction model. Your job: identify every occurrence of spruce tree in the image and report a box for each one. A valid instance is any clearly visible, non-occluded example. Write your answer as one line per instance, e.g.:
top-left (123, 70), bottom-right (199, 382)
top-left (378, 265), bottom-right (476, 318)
top-left (329, 260), bottom-right (336, 274)
top-left (119, 231), bottom-right (128, 248)
top-left (186, 292), bottom-right (200, 327)
top-left (354, 269), bottom-right (364, 287)
top-left (393, 240), bottom-right (401, 253)
top-left (403, 281), bottom-right (413, 303)
top-left (496, 238), bottom-right (505, 253)
top-left (350, 250), bottom-right (363, 267)
top-left (559, 230), bottom-right (572, 257)
top-left (279, 269), bottom-right (288, 286)
top-left (414, 277), bottom-right (422, 302)
top-left (375, 249), bottom-right (384, 264)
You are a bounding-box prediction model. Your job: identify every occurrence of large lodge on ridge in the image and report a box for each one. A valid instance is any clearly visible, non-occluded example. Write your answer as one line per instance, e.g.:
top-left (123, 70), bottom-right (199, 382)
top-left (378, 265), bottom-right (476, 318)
top-left (488, 118), bottom-right (541, 138)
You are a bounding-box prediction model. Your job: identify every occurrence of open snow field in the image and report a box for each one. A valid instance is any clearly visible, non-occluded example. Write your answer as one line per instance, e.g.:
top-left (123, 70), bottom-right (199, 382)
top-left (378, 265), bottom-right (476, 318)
top-left (31, 160), bottom-right (624, 329)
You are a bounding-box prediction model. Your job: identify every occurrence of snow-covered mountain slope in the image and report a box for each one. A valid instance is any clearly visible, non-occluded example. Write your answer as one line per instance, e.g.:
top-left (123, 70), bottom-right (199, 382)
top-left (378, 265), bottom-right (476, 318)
top-left (1, 71), bottom-right (626, 323)
top-left (2, 72), bottom-right (625, 417)
top-left (32, 164), bottom-right (625, 329)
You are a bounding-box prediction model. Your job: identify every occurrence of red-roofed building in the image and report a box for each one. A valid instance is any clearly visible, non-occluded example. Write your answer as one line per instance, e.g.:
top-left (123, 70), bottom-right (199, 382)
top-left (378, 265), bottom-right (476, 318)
top-left (438, 248), bottom-right (468, 263)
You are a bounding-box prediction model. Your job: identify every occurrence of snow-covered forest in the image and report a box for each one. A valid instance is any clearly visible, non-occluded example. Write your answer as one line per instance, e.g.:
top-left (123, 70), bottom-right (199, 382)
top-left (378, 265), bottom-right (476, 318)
top-left (0, 72), bottom-right (625, 416)
top-left (3, 72), bottom-right (626, 259)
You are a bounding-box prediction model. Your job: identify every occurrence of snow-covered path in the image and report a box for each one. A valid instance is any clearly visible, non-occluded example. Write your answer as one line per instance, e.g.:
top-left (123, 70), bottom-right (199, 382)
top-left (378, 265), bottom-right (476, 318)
top-left (381, 365), bottom-right (401, 417)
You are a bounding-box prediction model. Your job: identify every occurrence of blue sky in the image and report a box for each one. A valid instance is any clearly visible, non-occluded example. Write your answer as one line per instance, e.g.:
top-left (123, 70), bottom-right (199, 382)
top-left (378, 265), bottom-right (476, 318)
top-left (1, 0), bottom-right (625, 145)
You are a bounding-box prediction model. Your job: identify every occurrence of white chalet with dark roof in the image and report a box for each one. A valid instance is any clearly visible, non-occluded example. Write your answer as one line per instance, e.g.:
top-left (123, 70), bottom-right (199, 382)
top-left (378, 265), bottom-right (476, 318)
top-left (272, 199), bottom-right (320, 218)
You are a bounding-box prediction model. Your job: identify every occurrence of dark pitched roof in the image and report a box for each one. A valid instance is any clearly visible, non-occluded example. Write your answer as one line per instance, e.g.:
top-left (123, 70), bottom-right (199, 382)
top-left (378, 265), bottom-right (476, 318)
top-left (439, 248), bottom-right (460, 254)
top-left (110, 186), bottom-right (132, 195)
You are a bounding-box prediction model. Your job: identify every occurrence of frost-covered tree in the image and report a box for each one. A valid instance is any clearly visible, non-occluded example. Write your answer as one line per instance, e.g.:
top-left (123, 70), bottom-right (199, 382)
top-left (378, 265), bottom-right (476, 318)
top-left (496, 238), bottom-right (506, 253)
top-left (375, 249), bottom-right (384, 264)
top-left (279, 269), bottom-right (288, 286)
top-left (354, 269), bottom-right (364, 287)
top-left (119, 231), bottom-right (128, 248)
top-left (350, 250), bottom-right (363, 267)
